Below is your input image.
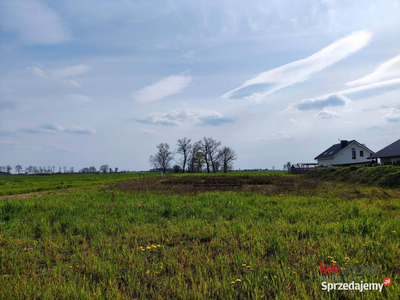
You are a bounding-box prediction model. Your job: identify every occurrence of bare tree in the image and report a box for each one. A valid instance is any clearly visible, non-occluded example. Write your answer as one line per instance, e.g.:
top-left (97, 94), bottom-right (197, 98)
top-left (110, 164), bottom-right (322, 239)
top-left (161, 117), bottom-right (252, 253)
top-left (218, 147), bottom-right (237, 173)
top-left (149, 143), bottom-right (174, 173)
top-left (6, 165), bottom-right (12, 174)
top-left (200, 137), bottom-right (221, 173)
top-left (187, 142), bottom-right (204, 173)
top-left (115, 167), bottom-right (118, 173)
top-left (15, 165), bottom-right (22, 174)
top-left (176, 138), bottom-right (192, 173)
top-left (100, 165), bottom-right (109, 174)
top-left (70, 167), bottom-right (74, 173)
top-left (63, 166), bottom-right (67, 173)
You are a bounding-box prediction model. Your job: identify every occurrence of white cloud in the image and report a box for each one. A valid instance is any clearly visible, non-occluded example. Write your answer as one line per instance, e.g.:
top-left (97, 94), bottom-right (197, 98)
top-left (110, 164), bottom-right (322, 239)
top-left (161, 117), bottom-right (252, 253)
top-left (133, 73), bottom-right (192, 103)
top-left (135, 109), bottom-right (234, 126)
top-left (24, 123), bottom-right (96, 135)
top-left (383, 108), bottom-right (400, 122)
top-left (294, 93), bottom-right (349, 110)
top-left (142, 129), bottom-right (161, 136)
top-left (259, 131), bottom-right (293, 142)
top-left (64, 94), bottom-right (91, 102)
top-left (27, 64), bottom-right (91, 87)
top-left (222, 30), bottom-right (372, 100)
top-left (347, 54), bottom-right (400, 87)
top-left (316, 110), bottom-right (339, 119)
top-left (0, 0), bottom-right (70, 45)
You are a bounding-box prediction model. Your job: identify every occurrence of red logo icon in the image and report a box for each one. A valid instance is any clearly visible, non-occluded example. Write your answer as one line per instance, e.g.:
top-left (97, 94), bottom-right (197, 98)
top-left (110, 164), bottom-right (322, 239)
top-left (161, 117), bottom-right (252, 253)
top-left (383, 277), bottom-right (392, 287)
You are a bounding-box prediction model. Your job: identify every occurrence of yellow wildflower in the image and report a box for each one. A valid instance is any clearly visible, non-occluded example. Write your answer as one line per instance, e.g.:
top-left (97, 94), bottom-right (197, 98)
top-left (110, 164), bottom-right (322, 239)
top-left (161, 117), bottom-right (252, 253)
top-left (242, 264), bottom-right (246, 267)
top-left (236, 279), bottom-right (241, 282)
top-left (345, 257), bottom-right (350, 260)
top-left (146, 270), bottom-right (150, 274)
top-left (157, 245), bottom-right (161, 247)
top-left (146, 246), bottom-right (151, 250)
top-left (151, 245), bottom-right (157, 248)
top-left (274, 276), bottom-right (277, 278)
top-left (246, 266), bottom-right (251, 269)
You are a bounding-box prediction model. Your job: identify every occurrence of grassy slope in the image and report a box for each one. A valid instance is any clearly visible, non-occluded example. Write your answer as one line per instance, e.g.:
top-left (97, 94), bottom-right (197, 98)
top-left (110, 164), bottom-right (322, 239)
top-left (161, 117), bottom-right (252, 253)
top-left (307, 166), bottom-right (400, 189)
top-left (0, 173), bottom-right (399, 299)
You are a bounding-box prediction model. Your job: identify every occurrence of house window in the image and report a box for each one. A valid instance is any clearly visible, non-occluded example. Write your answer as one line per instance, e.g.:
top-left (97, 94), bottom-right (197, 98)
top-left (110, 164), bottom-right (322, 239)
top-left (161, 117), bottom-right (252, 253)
top-left (360, 150), bottom-right (364, 157)
top-left (352, 148), bottom-right (356, 159)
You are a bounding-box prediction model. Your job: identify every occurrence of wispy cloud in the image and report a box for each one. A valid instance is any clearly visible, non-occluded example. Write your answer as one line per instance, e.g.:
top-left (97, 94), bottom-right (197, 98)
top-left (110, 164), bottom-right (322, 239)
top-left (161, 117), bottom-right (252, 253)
top-left (22, 123), bottom-right (96, 135)
top-left (133, 73), bottom-right (192, 103)
top-left (27, 64), bottom-right (91, 87)
top-left (64, 94), bottom-right (91, 102)
top-left (347, 54), bottom-right (400, 87)
top-left (294, 93), bottom-right (349, 111)
top-left (0, 0), bottom-right (70, 45)
top-left (259, 131), bottom-right (293, 142)
top-left (383, 108), bottom-right (400, 122)
top-left (142, 129), bottom-right (161, 136)
top-left (316, 110), bottom-right (339, 119)
top-left (135, 109), bottom-right (234, 126)
top-left (222, 30), bottom-right (372, 100)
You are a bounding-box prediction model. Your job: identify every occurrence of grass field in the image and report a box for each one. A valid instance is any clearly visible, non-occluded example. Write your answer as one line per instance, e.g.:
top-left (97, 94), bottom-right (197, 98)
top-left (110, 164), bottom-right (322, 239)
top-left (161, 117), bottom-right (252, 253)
top-left (0, 171), bottom-right (399, 299)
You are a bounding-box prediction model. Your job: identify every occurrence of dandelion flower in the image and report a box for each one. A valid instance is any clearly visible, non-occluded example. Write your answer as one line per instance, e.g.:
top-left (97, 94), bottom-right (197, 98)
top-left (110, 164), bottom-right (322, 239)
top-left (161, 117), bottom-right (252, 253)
top-left (146, 270), bottom-right (151, 274)
top-left (274, 276), bottom-right (277, 278)
top-left (345, 257), bottom-right (350, 260)
top-left (231, 281), bottom-right (235, 284)
top-left (293, 271), bottom-right (296, 274)
top-left (242, 264), bottom-right (246, 267)
top-left (146, 246), bottom-right (151, 250)
top-left (264, 276), bottom-right (268, 279)
top-left (152, 245), bottom-right (157, 248)
top-left (69, 266), bottom-right (72, 268)
top-left (246, 266), bottom-right (251, 269)
top-left (157, 245), bottom-right (161, 247)
top-left (236, 279), bottom-right (241, 282)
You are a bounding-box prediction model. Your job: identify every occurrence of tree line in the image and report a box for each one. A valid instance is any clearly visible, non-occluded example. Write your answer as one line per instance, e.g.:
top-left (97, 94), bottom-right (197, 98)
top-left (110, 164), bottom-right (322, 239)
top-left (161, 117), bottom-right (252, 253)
top-left (149, 137), bottom-right (237, 173)
top-left (0, 165), bottom-right (122, 175)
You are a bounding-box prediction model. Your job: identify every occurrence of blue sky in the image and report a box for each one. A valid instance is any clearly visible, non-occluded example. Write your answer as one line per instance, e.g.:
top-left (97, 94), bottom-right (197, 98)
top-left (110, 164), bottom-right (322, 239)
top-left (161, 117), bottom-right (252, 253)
top-left (1, 0), bottom-right (399, 171)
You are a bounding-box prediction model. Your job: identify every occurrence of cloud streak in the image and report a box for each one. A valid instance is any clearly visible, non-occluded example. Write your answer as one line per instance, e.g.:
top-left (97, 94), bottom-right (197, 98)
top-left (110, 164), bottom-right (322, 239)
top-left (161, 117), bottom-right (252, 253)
top-left (0, 0), bottom-right (70, 45)
top-left (135, 109), bottom-right (234, 126)
top-left (27, 64), bottom-right (91, 87)
top-left (134, 73), bottom-right (192, 103)
top-left (347, 54), bottom-right (400, 87)
top-left (22, 123), bottom-right (96, 135)
top-left (294, 93), bottom-right (349, 110)
top-left (222, 30), bottom-right (372, 100)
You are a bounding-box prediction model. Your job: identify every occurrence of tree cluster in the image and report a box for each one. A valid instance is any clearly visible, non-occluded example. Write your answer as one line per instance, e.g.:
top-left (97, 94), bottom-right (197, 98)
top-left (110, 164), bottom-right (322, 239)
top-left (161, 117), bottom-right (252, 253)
top-left (149, 137), bottom-right (237, 173)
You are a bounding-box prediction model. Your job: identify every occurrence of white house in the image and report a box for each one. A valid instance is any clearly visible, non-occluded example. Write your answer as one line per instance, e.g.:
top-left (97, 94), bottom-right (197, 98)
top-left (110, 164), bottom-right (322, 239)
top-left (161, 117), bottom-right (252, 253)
top-left (314, 140), bottom-right (375, 167)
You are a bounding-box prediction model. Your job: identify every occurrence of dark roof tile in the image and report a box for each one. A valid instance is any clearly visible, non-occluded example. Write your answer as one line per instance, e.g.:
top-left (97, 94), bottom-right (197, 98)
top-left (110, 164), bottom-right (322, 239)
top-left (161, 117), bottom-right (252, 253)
top-left (368, 139), bottom-right (400, 159)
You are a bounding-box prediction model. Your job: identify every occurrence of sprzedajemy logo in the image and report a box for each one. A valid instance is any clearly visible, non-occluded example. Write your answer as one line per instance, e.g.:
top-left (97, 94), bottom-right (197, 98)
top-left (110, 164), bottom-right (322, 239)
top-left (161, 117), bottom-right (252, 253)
top-left (319, 261), bottom-right (391, 293)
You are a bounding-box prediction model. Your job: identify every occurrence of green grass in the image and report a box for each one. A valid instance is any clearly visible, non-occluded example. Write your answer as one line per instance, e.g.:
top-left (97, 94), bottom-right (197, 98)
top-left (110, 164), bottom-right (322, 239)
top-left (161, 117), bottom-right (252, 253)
top-left (0, 172), bottom-right (399, 299)
top-left (0, 173), bottom-right (159, 196)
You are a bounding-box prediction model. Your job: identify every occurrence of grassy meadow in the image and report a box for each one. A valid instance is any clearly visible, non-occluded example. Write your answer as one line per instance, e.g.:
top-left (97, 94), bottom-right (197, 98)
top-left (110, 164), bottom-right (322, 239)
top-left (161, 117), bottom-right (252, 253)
top-left (0, 171), bottom-right (399, 299)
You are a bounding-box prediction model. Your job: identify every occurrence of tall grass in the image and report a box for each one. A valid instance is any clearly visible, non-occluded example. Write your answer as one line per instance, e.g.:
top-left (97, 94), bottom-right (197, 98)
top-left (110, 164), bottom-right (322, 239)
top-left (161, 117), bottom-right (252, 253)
top-left (0, 173), bottom-right (399, 299)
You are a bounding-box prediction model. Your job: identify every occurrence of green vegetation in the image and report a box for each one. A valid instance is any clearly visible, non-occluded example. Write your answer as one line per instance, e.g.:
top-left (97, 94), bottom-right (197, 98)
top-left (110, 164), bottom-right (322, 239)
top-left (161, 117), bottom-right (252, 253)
top-left (0, 173), bottom-right (159, 196)
top-left (308, 166), bottom-right (400, 188)
top-left (0, 172), bottom-right (399, 299)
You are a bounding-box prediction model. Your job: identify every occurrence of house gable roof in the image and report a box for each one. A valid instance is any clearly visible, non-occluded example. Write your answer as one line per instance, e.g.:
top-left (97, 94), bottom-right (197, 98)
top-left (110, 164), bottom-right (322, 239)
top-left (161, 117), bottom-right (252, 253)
top-left (368, 139), bottom-right (400, 159)
top-left (314, 140), bottom-right (373, 160)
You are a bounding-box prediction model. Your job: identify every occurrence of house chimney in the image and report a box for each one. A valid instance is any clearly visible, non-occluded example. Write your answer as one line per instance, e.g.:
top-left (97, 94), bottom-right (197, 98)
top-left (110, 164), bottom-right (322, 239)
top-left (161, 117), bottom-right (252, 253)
top-left (340, 140), bottom-right (348, 149)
